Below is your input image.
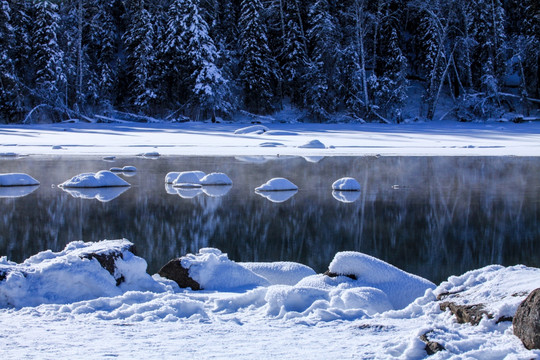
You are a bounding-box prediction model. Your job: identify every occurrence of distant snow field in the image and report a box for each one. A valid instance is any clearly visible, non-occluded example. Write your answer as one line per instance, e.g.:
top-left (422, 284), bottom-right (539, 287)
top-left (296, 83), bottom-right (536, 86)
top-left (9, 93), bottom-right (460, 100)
top-left (0, 121), bottom-right (539, 157)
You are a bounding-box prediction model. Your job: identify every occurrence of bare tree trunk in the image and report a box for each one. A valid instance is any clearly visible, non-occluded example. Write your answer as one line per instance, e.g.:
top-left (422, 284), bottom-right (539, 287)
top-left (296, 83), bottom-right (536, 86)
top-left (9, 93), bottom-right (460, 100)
top-left (76, 0), bottom-right (83, 107)
top-left (354, 0), bottom-right (369, 110)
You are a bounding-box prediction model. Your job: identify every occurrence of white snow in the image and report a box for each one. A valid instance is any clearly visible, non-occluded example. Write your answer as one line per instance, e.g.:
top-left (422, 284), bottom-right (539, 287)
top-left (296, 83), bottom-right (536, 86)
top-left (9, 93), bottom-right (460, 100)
top-left (0, 173), bottom-right (40, 187)
top-left (59, 170), bottom-right (130, 188)
top-left (199, 172), bottom-right (233, 186)
top-left (332, 177), bottom-right (361, 191)
top-left (298, 139), bottom-right (326, 149)
top-left (171, 170), bottom-right (205, 187)
top-left (0, 122), bottom-right (539, 157)
top-left (255, 177), bottom-right (298, 191)
top-left (1, 240), bottom-right (540, 359)
top-left (234, 125), bottom-right (269, 134)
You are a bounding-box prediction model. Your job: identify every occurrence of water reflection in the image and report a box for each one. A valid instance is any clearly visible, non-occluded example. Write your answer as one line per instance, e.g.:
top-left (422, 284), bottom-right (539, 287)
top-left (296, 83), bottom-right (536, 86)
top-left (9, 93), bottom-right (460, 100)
top-left (256, 190), bottom-right (298, 203)
top-left (0, 185), bottom-right (40, 198)
top-left (0, 156), bottom-right (538, 284)
top-left (60, 187), bottom-right (130, 202)
top-left (332, 190), bottom-right (361, 203)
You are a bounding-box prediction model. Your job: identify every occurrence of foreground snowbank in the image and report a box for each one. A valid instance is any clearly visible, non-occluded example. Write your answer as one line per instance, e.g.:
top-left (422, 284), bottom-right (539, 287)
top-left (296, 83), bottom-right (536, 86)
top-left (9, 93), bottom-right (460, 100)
top-left (1, 240), bottom-right (539, 359)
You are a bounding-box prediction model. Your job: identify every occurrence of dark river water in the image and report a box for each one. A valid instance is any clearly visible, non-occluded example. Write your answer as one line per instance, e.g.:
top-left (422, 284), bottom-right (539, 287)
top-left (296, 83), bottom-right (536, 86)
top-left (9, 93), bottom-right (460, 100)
top-left (0, 155), bottom-right (538, 284)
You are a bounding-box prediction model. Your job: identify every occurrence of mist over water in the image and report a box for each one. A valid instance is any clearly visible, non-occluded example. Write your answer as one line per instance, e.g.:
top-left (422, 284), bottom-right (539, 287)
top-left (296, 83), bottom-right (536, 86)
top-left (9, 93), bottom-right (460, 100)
top-left (1, 155), bottom-right (538, 284)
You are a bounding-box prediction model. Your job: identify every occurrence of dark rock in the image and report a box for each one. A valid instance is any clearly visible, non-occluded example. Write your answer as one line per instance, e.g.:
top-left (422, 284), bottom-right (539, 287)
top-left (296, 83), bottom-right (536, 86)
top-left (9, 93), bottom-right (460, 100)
top-left (81, 243), bottom-right (136, 286)
top-left (440, 302), bottom-right (491, 325)
top-left (323, 270), bottom-right (357, 281)
top-left (0, 269), bottom-right (7, 282)
top-left (158, 258), bottom-right (201, 290)
top-left (513, 288), bottom-right (540, 350)
top-left (419, 332), bottom-right (445, 355)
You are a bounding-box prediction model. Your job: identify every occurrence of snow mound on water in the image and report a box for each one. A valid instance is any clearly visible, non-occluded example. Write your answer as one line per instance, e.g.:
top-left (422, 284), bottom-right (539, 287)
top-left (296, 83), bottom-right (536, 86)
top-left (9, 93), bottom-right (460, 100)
top-left (199, 172), bottom-right (233, 186)
top-left (0, 173), bottom-right (40, 186)
top-left (59, 170), bottom-right (130, 188)
top-left (181, 248), bottom-right (269, 290)
top-left (110, 165), bottom-right (136, 172)
top-left (165, 170), bottom-right (205, 184)
top-left (255, 177), bottom-right (298, 191)
top-left (234, 125), bottom-right (269, 135)
top-left (328, 252), bottom-right (435, 309)
top-left (172, 171), bottom-right (206, 187)
top-left (0, 240), bottom-right (164, 308)
top-left (332, 177), bottom-right (361, 191)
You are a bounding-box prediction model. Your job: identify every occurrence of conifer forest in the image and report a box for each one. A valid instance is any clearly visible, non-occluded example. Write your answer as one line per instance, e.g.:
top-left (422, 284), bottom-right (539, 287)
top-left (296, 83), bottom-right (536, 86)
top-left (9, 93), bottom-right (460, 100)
top-left (0, 0), bottom-right (538, 123)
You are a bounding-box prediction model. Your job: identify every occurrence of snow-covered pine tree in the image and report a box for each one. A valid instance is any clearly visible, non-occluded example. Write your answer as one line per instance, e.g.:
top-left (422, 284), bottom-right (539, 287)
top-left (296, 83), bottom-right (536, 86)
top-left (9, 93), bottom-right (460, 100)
top-left (180, 0), bottom-right (232, 120)
top-left (123, 0), bottom-right (157, 113)
top-left (470, 0), bottom-right (506, 101)
top-left (0, 0), bottom-right (22, 122)
top-left (239, 0), bottom-right (277, 114)
top-left (31, 0), bottom-right (66, 108)
top-left (304, 0), bottom-right (338, 120)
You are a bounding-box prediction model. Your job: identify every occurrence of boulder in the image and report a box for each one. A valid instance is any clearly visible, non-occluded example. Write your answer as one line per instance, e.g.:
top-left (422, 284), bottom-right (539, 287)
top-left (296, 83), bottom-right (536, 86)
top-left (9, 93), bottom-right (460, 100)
top-left (439, 302), bottom-right (490, 325)
top-left (513, 288), bottom-right (540, 350)
top-left (419, 332), bottom-right (445, 356)
top-left (158, 258), bottom-right (201, 290)
top-left (81, 243), bottom-right (136, 286)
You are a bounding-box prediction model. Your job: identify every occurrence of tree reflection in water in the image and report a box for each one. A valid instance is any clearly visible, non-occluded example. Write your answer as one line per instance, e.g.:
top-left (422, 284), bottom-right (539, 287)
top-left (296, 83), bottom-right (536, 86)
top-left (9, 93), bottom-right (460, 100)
top-left (0, 156), bottom-right (538, 284)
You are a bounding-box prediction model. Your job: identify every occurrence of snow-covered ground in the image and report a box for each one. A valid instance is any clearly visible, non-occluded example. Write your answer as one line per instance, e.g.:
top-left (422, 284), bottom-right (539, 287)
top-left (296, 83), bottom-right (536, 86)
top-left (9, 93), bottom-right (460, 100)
top-left (0, 240), bottom-right (539, 359)
top-left (1, 121), bottom-right (539, 359)
top-left (1, 121), bottom-right (539, 157)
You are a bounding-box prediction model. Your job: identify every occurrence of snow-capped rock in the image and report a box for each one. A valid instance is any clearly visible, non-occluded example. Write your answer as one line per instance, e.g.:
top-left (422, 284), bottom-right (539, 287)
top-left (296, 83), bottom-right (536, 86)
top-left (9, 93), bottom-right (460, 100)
top-left (255, 178), bottom-right (298, 192)
top-left (0, 173), bottom-right (40, 187)
top-left (199, 172), bottom-right (233, 186)
top-left (332, 177), bottom-right (361, 191)
top-left (298, 139), bottom-right (326, 149)
top-left (59, 170), bottom-right (130, 188)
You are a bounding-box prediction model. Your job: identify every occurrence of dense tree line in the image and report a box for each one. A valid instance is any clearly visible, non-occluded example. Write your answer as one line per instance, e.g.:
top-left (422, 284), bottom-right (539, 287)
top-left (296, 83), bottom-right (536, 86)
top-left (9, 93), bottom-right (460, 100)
top-left (0, 0), bottom-right (538, 123)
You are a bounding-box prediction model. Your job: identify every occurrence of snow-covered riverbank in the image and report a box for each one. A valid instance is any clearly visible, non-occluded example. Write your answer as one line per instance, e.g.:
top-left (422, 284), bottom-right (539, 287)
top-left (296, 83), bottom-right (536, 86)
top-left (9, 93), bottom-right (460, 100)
top-left (0, 240), bottom-right (539, 359)
top-left (1, 121), bottom-right (540, 157)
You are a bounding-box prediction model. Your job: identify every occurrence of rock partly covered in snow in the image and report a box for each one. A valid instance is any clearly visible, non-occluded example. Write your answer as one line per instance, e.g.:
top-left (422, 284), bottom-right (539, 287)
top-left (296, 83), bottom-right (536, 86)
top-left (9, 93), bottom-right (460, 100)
top-left (0, 239), bottom-right (161, 308)
top-left (332, 177), bottom-right (361, 191)
top-left (159, 249), bottom-right (269, 291)
top-left (0, 173), bottom-right (40, 187)
top-left (59, 170), bottom-right (130, 188)
top-left (326, 251), bottom-right (435, 309)
top-left (514, 288), bottom-right (540, 350)
top-left (110, 166), bottom-right (137, 172)
top-left (171, 171), bottom-right (206, 187)
top-left (199, 173), bottom-right (233, 186)
top-left (255, 178), bottom-right (298, 192)
top-left (234, 125), bottom-right (269, 135)
top-left (298, 139), bottom-right (326, 149)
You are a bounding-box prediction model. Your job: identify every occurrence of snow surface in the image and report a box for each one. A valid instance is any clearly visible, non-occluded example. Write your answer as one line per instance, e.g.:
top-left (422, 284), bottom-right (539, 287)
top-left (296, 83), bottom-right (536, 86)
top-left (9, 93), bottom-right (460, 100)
top-left (0, 173), bottom-right (40, 186)
top-left (1, 121), bottom-right (539, 157)
top-left (234, 125), bottom-right (269, 134)
top-left (332, 177), bottom-right (361, 191)
top-left (171, 171), bottom-right (206, 187)
top-left (1, 240), bottom-right (539, 359)
top-left (298, 139), bottom-right (327, 149)
top-left (199, 172), bottom-right (233, 186)
top-left (255, 177), bottom-right (298, 191)
top-left (59, 170), bottom-right (130, 188)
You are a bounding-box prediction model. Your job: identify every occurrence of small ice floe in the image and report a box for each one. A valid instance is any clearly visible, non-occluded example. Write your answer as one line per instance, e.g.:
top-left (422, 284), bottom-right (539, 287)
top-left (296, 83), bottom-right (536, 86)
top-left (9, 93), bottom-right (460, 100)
top-left (255, 177), bottom-right (298, 192)
top-left (298, 139), bottom-right (326, 149)
top-left (199, 172), bottom-right (233, 186)
top-left (332, 190), bottom-right (361, 203)
top-left (61, 187), bottom-right (130, 202)
top-left (110, 166), bottom-right (137, 173)
top-left (0, 185), bottom-right (39, 198)
top-left (102, 156), bottom-right (116, 162)
top-left (171, 171), bottom-right (206, 187)
top-left (256, 190), bottom-right (297, 203)
top-left (303, 156), bottom-right (325, 163)
top-left (259, 142), bottom-right (285, 147)
top-left (59, 170), bottom-right (130, 188)
top-left (202, 185), bottom-right (232, 197)
top-left (137, 151), bottom-right (160, 159)
top-left (332, 177), bottom-right (361, 191)
top-left (52, 145), bottom-right (64, 150)
top-left (234, 125), bottom-right (269, 135)
top-left (0, 173), bottom-right (40, 187)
